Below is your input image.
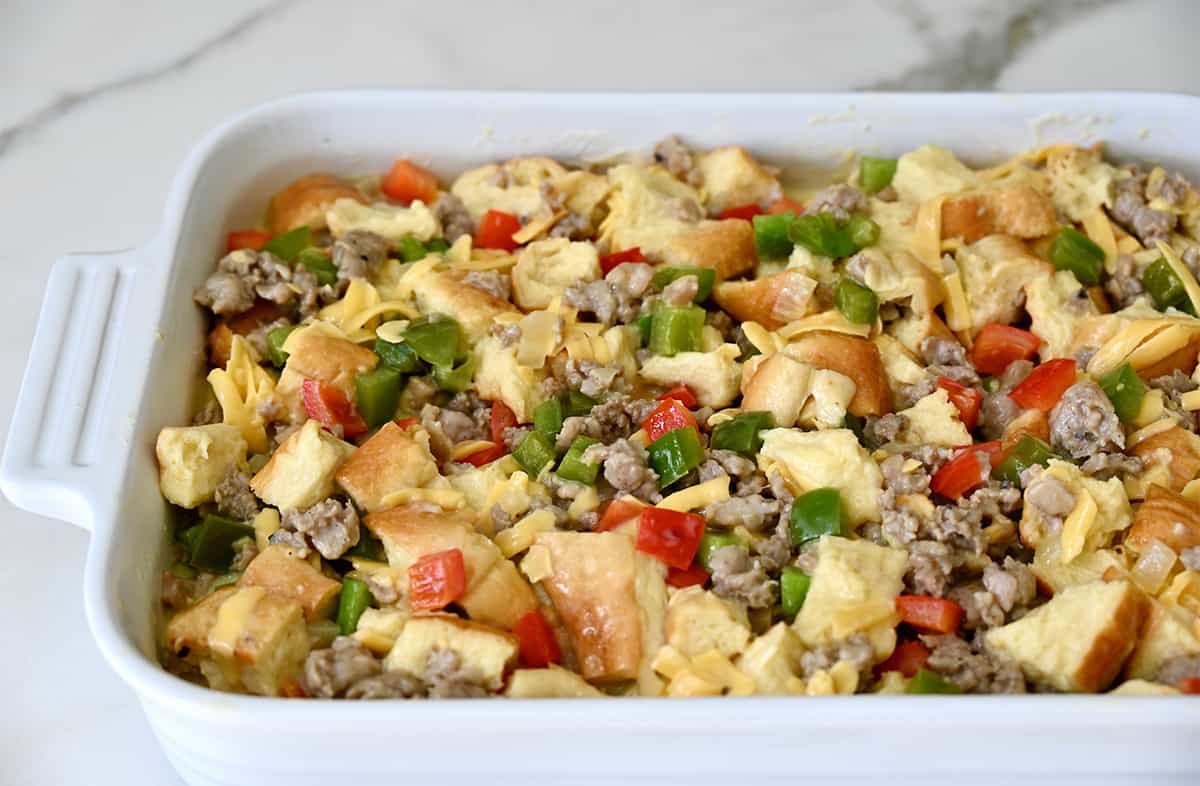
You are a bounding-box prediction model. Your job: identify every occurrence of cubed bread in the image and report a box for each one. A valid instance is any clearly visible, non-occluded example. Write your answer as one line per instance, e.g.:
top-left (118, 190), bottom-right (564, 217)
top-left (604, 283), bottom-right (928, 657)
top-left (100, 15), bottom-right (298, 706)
top-left (736, 622), bottom-right (805, 695)
top-left (797, 369), bottom-right (857, 430)
top-left (383, 614), bottom-right (517, 689)
top-left (325, 198), bottom-right (440, 243)
top-left (250, 420), bottom-right (356, 511)
top-left (695, 146), bottom-right (782, 215)
top-left (504, 666), bottom-right (605, 698)
top-left (165, 586), bottom-right (309, 697)
top-left (758, 428), bottom-right (883, 526)
top-left (895, 389), bottom-right (972, 447)
top-left (451, 157), bottom-right (568, 220)
top-left (957, 235), bottom-right (1054, 330)
top-left (365, 504), bottom-right (537, 629)
top-left (534, 530), bottom-right (648, 684)
top-left (1123, 598), bottom-right (1200, 680)
top-left (156, 424), bottom-right (247, 508)
top-left (280, 327), bottom-right (378, 404)
top-left (1030, 547), bottom-right (1127, 596)
top-left (409, 268), bottom-right (518, 340)
top-left (792, 536), bottom-right (907, 660)
top-left (1109, 679), bottom-right (1181, 695)
top-left (267, 173), bottom-right (366, 235)
top-left (941, 184), bottom-right (1058, 242)
top-left (335, 422), bottom-right (441, 513)
top-left (890, 145), bottom-right (979, 204)
top-left (661, 219), bottom-right (757, 280)
top-left (238, 544), bottom-right (341, 621)
top-left (1018, 459), bottom-right (1131, 555)
top-left (847, 249), bottom-right (945, 314)
top-left (1129, 427), bottom-right (1200, 493)
top-left (638, 344), bottom-right (742, 408)
top-left (665, 586), bottom-right (751, 658)
top-left (740, 352), bottom-right (813, 428)
top-left (472, 334), bottom-right (544, 422)
top-left (986, 579), bottom-right (1149, 692)
top-left (512, 238), bottom-right (600, 311)
top-left (1126, 484), bottom-right (1200, 554)
top-left (1025, 270), bottom-right (1099, 361)
top-left (712, 271), bottom-right (819, 329)
top-left (781, 331), bottom-right (892, 416)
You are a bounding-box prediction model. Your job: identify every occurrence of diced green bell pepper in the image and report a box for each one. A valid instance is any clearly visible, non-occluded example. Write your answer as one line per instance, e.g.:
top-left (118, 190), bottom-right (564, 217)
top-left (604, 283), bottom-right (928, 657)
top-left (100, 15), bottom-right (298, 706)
top-left (908, 668), bottom-right (961, 695)
top-left (556, 436), bottom-right (601, 485)
top-left (398, 236), bottom-right (429, 262)
top-left (833, 277), bottom-right (879, 324)
top-left (696, 529), bottom-right (745, 571)
top-left (355, 366), bottom-right (403, 427)
top-left (1049, 227), bottom-right (1105, 285)
top-left (209, 572), bottom-right (242, 592)
top-left (374, 338), bottom-right (424, 373)
top-left (402, 316), bottom-right (462, 368)
top-left (651, 267), bottom-right (716, 303)
top-left (426, 238), bottom-right (450, 253)
top-left (634, 313), bottom-right (653, 347)
top-left (533, 398), bottom-right (564, 440)
top-left (514, 431), bottom-right (556, 477)
top-left (843, 412), bottom-right (867, 443)
top-left (789, 487), bottom-right (846, 546)
top-left (753, 212), bottom-right (798, 258)
top-left (845, 213), bottom-right (880, 249)
top-left (345, 530), bottom-right (386, 562)
top-left (788, 212), bottom-right (857, 259)
top-left (1098, 362), bottom-right (1146, 422)
top-left (710, 411), bottom-right (774, 455)
top-left (648, 304), bottom-right (705, 357)
top-left (337, 577), bottom-right (374, 636)
top-left (565, 389), bottom-right (599, 417)
top-left (992, 435), bottom-right (1056, 487)
top-left (260, 226), bottom-right (312, 262)
top-left (297, 247), bottom-right (338, 286)
top-left (1143, 257), bottom-right (1196, 315)
top-left (266, 324), bottom-right (297, 368)
top-left (431, 354), bottom-right (477, 393)
top-left (860, 156), bottom-right (898, 195)
top-left (187, 515), bottom-right (256, 573)
top-left (648, 427), bottom-right (705, 488)
top-left (780, 566), bottom-right (812, 618)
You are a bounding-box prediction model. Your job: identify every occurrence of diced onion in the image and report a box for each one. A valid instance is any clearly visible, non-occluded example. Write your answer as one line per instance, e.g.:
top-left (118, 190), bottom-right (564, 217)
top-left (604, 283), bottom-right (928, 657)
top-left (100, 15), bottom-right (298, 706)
top-left (1131, 538), bottom-right (1177, 595)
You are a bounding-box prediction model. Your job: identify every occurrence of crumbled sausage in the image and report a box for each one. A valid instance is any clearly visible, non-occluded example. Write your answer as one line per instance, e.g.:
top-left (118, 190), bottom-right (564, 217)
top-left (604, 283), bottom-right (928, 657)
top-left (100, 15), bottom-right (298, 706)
top-left (979, 392), bottom-right (1021, 441)
top-left (1156, 654), bottom-right (1200, 687)
top-left (491, 322), bottom-right (521, 347)
top-left (584, 438), bottom-right (660, 502)
top-left (424, 648), bottom-right (491, 698)
top-left (1105, 253), bottom-right (1147, 309)
top-left (194, 249), bottom-right (337, 318)
top-left (982, 556), bottom-right (1037, 616)
top-left (708, 545), bottom-right (778, 608)
top-left (331, 230), bottom-right (389, 282)
top-left (463, 270), bottom-right (511, 302)
top-left (864, 413), bottom-right (908, 449)
top-left (1022, 468), bottom-right (1076, 531)
top-left (214, 467), bottom-right (261, 521)
top-left (653, 135), bottom-right (702, 186)
top-left (564, 358), bottom-right (624, 398)
top-left (804, 184), bottom-right (868, 223)
top-left (1078, 452), bottom-right (1143, 480)
top-left (555, 394), bottom-right (656, 452)
top-left (921, 634), bottom-right (1026, 693)
top-left (344, 670), bottom-right (429, 700)
top-left (1110, 168), bottom-right (1177, 246)
top-left (905, 540), bottom-right (956, 597)
top-left (661, 274), bottom-right (699, 307)
top-left (1048, 380), bottom-right (1124, 458)
top-left (799, 632), bottom-right (873, 684)
top-left (304, 637), bottom-right (383, 698)
top-left (1151, 370), bottom-right (1200, 432)
top-left (702, 494), bottom-right (782, 532)
top-left (433, 193), bottom-right (474, 243)
top-left (564, 263), bottom-right (654, 326)
top-left (280, 499), bottom-right (360, 560)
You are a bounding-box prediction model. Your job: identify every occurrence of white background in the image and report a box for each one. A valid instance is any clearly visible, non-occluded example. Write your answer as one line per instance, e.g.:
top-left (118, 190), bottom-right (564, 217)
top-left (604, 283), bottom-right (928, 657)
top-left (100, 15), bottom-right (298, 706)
top-left (3, 0), bottom-right (1199, 783)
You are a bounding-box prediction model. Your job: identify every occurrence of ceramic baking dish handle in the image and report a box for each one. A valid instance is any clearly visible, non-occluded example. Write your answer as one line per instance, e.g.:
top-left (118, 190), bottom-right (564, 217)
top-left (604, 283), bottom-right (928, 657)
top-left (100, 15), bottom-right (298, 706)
top-left (1, 249), bottom-right (144, 530)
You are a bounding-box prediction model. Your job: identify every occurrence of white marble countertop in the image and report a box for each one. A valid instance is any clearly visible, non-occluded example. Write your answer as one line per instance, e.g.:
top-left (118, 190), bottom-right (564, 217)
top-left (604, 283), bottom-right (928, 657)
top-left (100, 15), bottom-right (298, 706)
top-left (2, 1), bottom-right (1199, 783)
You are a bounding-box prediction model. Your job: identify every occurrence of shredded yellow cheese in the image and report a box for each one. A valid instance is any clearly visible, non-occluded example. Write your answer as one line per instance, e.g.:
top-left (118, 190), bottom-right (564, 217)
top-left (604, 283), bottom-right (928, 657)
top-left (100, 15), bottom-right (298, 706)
top-left (376, 487), bottom-right (465, 511)
top-left (657, 475), bottom-right (730, 512)
top-left (494, 509), bottom-right (557, 558)
top-left (913, 195), bottom-right (946, 270)
top-left (1082, 207), bottom-right (1118, 269)
top-left (207, 335), bottom-right (275, 454)
top-left (1059, 488), bottom-right (1099, 564)
top-left (777, 310), bottom-right (872, 339)
top-left (208, 586), bottom-right (266, 658)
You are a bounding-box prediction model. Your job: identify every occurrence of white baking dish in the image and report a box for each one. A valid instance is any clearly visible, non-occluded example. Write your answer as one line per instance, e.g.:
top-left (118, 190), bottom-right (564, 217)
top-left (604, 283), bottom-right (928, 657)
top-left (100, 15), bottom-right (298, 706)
top-left (5, 91), bottom-right (1200, 786)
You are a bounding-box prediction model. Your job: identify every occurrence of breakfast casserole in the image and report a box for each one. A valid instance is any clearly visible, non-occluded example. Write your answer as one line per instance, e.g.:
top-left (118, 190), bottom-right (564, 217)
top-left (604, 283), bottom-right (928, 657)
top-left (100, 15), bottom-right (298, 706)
top-left (156, 136), bottom-right (1200, 699)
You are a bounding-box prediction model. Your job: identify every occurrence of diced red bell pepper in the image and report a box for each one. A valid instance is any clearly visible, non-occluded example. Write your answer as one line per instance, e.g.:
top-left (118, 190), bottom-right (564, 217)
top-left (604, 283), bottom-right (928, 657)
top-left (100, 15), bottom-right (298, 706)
top-left (395, 417), bottom-right (420, 429)
top-left (953, 439), bottom-right (1004, 468)
top-left (489, 400), bottom-right (517, 448)
top-left (895, 595), bottom-right (965, 634)
top-left (1178, 677), bottom-right (1200, 694)
top-left (636, 508), bottom-right (705, 569)
top-left (666, 564), bottom-right (710, 588)
top-left (408, 548), bottom-right (467, 611)
top-left (302, 379), bottom-right (367, 438)
top-left (937, 377), bottom-right (983, 431)
top-left (875, 640), bottom-right (931, 678)
top-left (930, 447), bottom-right (989, 499)
top-left (642, 399), bottom-right (698, 442)
top-left (381, 159), bottom-right (440, 205)
top-left (1008, 358), bottom-right (1078, 413)
top-left (657, 384), bottom-right (699, 410)
top-left (599, 246), bottom-right (647, 276)
top-left (971, 323), bottom-right (1042, 376)
top-left (768, 197), bottom-right (804, 215)
top-left (226, 230), bottom-right (271, 252)
top-left (512, 609), bottom-right (562, 668)
top-left (595, 496), bottom-right (646, 532)
top-left (475, 209), bottom-right (522, 252)
top-left (718, 203), bottom-right (766, 221)
top-left (460, 444), bottom-right (506, 467)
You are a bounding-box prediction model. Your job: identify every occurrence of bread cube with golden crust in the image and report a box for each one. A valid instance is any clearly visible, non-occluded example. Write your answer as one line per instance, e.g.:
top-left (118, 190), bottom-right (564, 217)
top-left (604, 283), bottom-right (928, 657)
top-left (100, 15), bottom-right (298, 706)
top-left (665, 586), bottom-right (751, 658)
top-left (713, 271), bottom-right (818, 329)
top-left (335, 422), bottom-right (440, 513)
top-left (695, 146), bottom-right (782, 216)
top-left (505, 666), bottom-right (605, 698)
top-left (383, 614), bottom-right (517, 690)
top-left (782, 331), bottom-right (891, 416)
top-left (156, 424), bottom-right (247, 509)
top-left (267, 174), bottom-right (366, 236)
top-left (250, 420), bottom-right (356, 511)
top-left (238, 544), bottom-right (341, 621)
